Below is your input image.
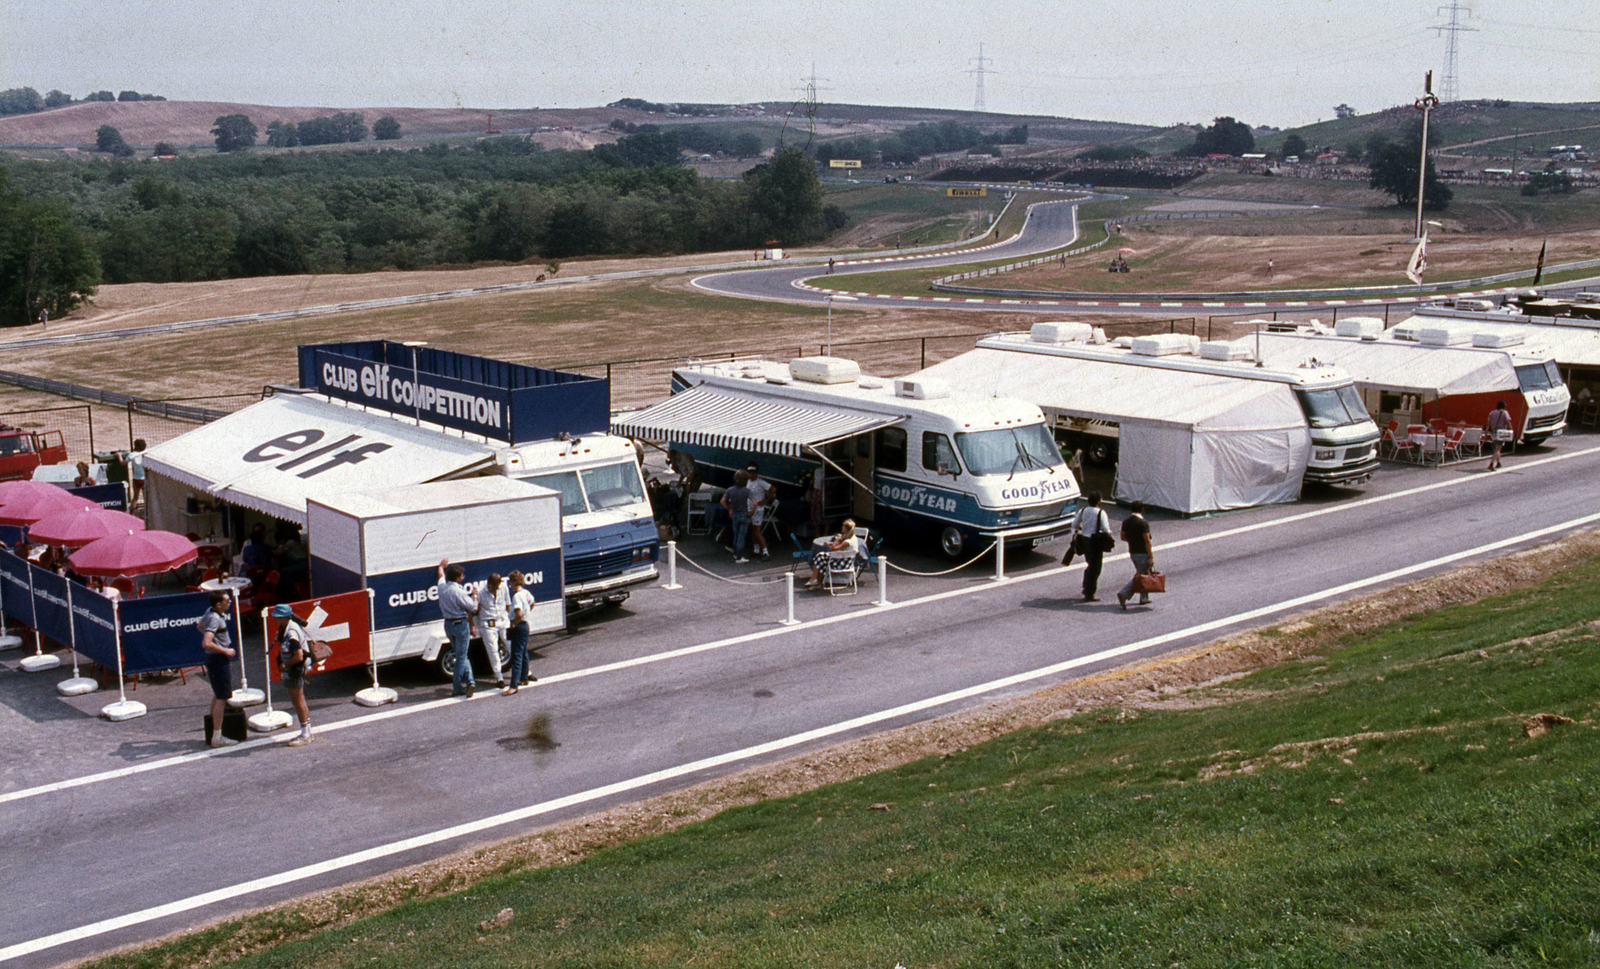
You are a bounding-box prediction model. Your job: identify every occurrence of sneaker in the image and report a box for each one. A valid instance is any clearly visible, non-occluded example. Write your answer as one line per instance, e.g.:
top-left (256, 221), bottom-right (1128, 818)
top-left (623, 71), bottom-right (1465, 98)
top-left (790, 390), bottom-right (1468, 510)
top-left (758, 549), bottom-right (771, 560)
top-left (1139, 598), bottom-right (1152, 606)
top-left (1117, 592), bottom-right (1128, 610)
top-left (208, 736), bottom-right (238, 748)
top-left (288, 733), bottom-right (313, 747)
top-left (724, 545), bottom-right (736, 554)
top-left (1083, 594), bottom-right (1100, 602)
top-left (465, 683), bottom-right (476, 698)
top-left (735, 557), bottom-right (750, 564)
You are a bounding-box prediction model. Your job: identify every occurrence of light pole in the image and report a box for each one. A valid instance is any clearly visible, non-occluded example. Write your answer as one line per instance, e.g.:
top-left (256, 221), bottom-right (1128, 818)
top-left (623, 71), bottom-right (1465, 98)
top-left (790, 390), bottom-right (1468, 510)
top-left (1413, 71), bottom-right (1439, 242)
top-left (825, 295), bottom-right (856, 356)
top-left (403, 340), bottom-right (427, 425)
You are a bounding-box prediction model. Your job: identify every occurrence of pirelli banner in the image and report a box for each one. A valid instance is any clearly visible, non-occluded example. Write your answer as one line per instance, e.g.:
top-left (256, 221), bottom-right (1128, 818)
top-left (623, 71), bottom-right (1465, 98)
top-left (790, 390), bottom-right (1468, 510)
top-left (947, 187), bottom-right (987, 197)
top-left (827, 159), bottom-right (862, 169)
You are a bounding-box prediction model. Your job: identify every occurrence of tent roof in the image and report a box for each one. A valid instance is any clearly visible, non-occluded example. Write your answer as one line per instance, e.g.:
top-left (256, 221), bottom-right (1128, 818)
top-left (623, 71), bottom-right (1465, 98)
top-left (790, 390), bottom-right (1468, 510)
top-left (612, 384), bottom-right (905, 458)
top-left (1250, 333), bottom-right (1518, 396)
top-left (143, 394), bottom-right (497, 526)
top-left (913, 348), bottom-right (1305, 431)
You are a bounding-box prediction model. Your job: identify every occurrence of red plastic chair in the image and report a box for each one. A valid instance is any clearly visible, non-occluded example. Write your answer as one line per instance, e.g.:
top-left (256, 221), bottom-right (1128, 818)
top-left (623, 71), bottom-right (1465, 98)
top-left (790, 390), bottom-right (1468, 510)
top-left (250, 571), bottom-right (280, 612)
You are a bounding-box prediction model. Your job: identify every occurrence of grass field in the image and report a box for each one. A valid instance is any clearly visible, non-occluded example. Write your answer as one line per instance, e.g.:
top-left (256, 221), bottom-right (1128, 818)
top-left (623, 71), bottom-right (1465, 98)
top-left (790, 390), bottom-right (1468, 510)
top-left (826, 183), bottom-right (996, 247)
top-left (89, 536), bottom-right (1600, 968)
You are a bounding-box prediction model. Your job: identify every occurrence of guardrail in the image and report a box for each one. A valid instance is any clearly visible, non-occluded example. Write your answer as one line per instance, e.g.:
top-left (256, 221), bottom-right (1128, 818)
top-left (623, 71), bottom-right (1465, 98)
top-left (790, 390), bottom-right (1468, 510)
top-left (0, 370), bottom-right (235, 423)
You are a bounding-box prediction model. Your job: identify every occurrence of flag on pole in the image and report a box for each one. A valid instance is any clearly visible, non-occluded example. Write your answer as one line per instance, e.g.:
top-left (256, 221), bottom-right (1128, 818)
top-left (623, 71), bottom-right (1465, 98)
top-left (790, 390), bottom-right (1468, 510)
top-left (1405, 231), bottom-right (1429, 285)
top-left (1533, 238), bottom-right (1547, 285)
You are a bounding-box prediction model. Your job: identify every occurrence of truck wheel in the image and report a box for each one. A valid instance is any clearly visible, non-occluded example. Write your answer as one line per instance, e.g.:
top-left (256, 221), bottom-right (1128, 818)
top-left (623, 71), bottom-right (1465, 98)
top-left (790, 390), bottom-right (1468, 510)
top-left (1086, 441), bottom-right (1113, 466)
top-left (436, 642), bottom-right (458, 681)
top-left (939, 526), bottom-right (965, 559)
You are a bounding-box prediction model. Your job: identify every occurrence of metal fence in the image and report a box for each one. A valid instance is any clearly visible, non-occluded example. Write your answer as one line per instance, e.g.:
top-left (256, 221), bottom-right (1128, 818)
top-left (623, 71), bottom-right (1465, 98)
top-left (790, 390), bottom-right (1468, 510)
top-left (0, 405), bottom-right (96, 462)
top-left (126, 394), bottom-right (261, 452)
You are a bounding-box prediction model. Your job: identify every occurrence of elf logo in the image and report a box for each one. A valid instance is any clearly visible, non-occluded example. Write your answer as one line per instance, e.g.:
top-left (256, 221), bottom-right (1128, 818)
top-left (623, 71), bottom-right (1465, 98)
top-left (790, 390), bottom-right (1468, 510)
top-left (243, 429), bottom-right (393, 478)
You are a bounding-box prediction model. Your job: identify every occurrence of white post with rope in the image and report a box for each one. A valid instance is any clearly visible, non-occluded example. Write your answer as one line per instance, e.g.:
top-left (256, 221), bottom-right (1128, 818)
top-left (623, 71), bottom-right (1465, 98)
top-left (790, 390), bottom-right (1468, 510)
top-left (55, 580), bottom-right (97, 695)
top-left (992, 533), bottom-right (1009, 582)
top-left (226, 588), bottom-right (264, 707)
top-left (873, 556), bottom-right (890, 607)
top-left (247, 607), bottom-right (291, 732)
top-left (780, 572), bottom-right (800, 626)
top-left (100, 599), bottom-right (145, 721)
top-left (662, 541), bottom-right (682, 590)
top-left (355, 588), bottom-right (397, 707)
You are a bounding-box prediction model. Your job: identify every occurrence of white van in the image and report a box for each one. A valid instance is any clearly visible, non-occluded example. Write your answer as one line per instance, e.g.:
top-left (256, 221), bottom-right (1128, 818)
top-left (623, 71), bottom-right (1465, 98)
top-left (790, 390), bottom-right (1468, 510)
top-left (614, 357), bottom-right (1081, 559)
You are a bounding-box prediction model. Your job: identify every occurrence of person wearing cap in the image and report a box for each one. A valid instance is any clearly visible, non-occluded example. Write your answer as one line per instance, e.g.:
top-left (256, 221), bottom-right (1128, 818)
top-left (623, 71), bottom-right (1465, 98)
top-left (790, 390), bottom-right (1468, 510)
top-left (744, 462), bottom-right (773, 561)
top-left (272, 604), bottom-right (314, 746)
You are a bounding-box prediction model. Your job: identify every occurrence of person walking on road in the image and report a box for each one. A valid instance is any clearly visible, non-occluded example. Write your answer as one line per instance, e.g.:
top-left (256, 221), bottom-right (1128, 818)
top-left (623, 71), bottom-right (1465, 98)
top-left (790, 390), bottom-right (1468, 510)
top-left (436, 559), bottom-right (479, 698)
top-left (199, 592), bottom-right (238, 747)
top-left (272, 604), bottom-right (315, 746)
top-left (503, 571), bottom-right (537, 694)
top-left (1117, 501), bottom-right (1155, 610)
top-left (476, 572), bottom-right (509, 687)
top-left (1071, 492), bottom-right (1113, 602)
top-left (1485, 400), bottom-right (1513, 471)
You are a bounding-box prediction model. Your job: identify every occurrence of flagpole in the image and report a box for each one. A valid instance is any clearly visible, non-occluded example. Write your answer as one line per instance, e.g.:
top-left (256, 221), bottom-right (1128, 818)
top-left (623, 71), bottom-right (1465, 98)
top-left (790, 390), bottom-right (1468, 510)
top-left (101, 598), bottom-right (146, 720)
top-left (355, 587), bottom-right (395, 706)
top-left (1413, 71), bottom-right (1439, 242)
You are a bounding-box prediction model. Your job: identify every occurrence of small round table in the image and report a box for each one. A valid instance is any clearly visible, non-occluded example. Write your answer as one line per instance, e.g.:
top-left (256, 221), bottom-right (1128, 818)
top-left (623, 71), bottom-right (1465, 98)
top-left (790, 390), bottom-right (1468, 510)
top-left (200, 576), bottom-right (252, 593)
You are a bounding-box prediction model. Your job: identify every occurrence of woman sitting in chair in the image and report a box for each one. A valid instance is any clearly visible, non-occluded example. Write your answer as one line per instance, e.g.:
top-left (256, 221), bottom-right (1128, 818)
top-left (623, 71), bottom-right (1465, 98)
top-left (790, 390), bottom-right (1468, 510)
top-left (805, 519), bottom-right (863, 590)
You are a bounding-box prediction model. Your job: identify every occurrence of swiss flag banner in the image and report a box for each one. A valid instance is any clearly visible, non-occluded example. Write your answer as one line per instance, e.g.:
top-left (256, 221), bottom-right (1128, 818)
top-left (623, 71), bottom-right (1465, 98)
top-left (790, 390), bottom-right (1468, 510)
top-left (269, 590), bottom-right (372, 677)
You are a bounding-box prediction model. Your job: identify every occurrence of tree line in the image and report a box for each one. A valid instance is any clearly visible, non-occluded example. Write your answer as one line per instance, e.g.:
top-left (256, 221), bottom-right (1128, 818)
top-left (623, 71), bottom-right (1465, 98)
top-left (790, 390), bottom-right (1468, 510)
top-left (0, 137), bottom-right (844, 308)
top-left (0, 87), bottom-right (166, 116)
top-left (813, 120), bottom-right (1028, 165)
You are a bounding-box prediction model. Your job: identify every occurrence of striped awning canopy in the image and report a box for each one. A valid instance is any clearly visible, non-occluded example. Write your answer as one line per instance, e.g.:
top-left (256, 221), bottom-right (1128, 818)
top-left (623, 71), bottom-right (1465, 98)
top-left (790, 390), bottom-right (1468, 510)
top-left (612, 386), bottom-right (906, 458)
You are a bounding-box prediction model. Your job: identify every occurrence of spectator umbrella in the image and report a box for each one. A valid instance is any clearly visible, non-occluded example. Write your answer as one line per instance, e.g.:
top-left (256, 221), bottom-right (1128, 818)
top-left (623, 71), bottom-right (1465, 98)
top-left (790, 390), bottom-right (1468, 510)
top-left (68, 529), bottom-right (198, 578)
top-left (26, 508), bottom-right (146, 548)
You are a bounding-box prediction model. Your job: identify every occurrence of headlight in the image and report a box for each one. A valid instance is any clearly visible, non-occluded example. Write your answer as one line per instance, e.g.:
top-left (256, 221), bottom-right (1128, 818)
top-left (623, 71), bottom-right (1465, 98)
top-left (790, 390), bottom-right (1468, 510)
top-left (1314, 449), bottom-right (1337, 461)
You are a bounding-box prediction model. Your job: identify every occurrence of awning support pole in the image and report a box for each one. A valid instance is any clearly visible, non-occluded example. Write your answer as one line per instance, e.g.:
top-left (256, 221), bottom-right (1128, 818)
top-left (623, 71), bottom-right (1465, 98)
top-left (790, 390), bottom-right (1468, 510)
top-left (804, 443), bottom-right (875, 496)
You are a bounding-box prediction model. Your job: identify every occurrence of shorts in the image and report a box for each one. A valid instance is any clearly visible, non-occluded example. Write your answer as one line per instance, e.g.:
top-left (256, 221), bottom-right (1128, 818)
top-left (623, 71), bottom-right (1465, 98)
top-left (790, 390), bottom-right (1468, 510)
top-left (752, 507), bottom-right (767, 526)
top-left (204, 653), bottom-right (234, 700)
top-left (282, 665), bottom-right (305, 691)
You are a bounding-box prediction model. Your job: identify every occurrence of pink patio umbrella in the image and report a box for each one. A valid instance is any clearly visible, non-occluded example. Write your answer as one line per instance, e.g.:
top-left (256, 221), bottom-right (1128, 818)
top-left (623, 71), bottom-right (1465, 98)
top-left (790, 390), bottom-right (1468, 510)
top-left (0, 491), bottom-right (100, 528)
top-left (0, 479), bottom-right (69, 509)
top-left (68, 529), bottom-right (198, 578)
top-left (26, 508), bottom-right (146, 548)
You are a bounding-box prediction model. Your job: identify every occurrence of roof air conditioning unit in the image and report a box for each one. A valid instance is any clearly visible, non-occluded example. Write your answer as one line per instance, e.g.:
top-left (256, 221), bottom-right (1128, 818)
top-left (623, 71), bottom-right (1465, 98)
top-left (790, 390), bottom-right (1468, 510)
top-left (894, 377), bottom-right (951, 399)
top-left (1198, 341), bottom-right (1252, 361)
top-left (1334, 317), bottom-right (1384, 340)
top-left (789, 356), bottom-right (861, 384)
top-left (1029, 321), bottom-right (1093, 344)
top-left (1130, 334), bottom-right (1199, 356)
top-left (1471, 331), bottom-right (1524, 349)
top-left (1418, 327), bottom-right (1471, 346)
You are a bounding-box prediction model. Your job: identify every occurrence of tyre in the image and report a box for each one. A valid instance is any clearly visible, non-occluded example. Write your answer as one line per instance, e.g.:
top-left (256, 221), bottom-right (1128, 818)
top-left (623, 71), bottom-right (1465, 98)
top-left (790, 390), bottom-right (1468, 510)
top-left (1086, 440), bottom-right (1114, 466)
top-left (939, 526), bottom-right (965, 559)
top-left (436, 641), bottom-right (458, 681)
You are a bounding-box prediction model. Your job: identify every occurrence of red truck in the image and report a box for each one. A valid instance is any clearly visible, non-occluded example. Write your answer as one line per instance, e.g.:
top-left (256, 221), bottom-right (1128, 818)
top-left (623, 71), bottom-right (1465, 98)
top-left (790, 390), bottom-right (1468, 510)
top-left (0, 426), bottom-right (68, 482)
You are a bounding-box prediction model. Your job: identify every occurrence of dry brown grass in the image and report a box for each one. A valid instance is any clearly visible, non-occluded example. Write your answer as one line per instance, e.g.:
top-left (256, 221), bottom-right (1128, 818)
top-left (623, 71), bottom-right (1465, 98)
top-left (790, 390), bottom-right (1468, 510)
top-left (0, 100), bottom-right (655, 147)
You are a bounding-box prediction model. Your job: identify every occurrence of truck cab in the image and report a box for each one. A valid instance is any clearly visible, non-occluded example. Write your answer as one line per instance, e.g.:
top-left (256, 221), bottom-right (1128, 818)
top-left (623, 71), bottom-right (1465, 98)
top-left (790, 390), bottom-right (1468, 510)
top-left (1291, 379), bottom-right (1383, 484)
top-left (0, 427), bottom-right (67, 482)
top-left (501, 434), bottom-right (658, 620)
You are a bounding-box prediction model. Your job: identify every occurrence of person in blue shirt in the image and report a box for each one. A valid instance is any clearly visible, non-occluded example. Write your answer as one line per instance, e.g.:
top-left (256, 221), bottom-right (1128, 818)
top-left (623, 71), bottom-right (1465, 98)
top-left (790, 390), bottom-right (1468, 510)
top-left (436, 559), bottom-right (479, 698)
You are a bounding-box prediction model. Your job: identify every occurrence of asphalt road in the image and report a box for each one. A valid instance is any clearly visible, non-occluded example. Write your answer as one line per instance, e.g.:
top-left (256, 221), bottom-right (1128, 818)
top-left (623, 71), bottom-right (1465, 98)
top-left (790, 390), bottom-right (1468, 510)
top-left (4, 436), bottom-right (1600, 966)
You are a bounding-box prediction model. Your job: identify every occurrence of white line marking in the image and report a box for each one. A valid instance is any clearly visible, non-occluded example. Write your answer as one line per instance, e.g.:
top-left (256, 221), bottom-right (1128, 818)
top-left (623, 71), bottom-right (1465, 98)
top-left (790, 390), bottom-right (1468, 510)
top-left (6, 511), bottom-right (1596, 964)
top-left (6, 444), bottom-right (1598, 809)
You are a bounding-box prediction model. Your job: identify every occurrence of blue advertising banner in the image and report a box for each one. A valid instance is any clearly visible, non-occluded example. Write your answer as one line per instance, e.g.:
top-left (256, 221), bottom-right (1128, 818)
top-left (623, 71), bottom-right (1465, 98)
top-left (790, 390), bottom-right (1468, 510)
top-left (0, 548), bottom-right (33, 626)
top-left (67, 482), bottom-right (128, 512)
top-left (118, 592), bottom-right (235, 675)
top-left (70, 586), bottom-right (119, 668)
top-left (297, 341), bottom-right (608, 445)
top-left (29, 567), bottom-right (73, 647)
top-left (0, 525), bottom-right (22, 547)
top-left (366, 548), bottom-right (562, 631)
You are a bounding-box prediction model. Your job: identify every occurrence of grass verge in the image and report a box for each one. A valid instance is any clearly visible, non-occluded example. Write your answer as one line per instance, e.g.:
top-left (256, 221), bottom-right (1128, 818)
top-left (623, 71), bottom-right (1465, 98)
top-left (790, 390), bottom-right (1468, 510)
top-left (88, 530), bottom-right (1600, 968)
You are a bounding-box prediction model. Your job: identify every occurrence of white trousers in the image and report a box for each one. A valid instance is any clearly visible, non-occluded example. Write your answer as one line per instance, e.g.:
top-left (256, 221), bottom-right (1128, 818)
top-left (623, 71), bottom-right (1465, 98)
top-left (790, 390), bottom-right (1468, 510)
top-left (479, 622), bottom-right (507, 682)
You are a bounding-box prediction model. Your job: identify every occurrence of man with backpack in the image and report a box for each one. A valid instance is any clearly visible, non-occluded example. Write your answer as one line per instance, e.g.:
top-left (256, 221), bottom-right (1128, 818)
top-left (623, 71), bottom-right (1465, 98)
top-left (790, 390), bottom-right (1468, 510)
top-left (271, 603), bottom-right (314, 747)
top-left (1070, 491), bottom-right (1114, 602)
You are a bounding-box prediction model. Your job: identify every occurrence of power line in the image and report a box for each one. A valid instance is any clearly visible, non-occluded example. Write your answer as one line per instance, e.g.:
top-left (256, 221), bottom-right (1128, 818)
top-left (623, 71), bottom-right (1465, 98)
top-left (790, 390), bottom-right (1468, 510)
top-left (1433, 1), bottom-right (1478, 102)
top-left (966, 43), bottom-right (997, 113)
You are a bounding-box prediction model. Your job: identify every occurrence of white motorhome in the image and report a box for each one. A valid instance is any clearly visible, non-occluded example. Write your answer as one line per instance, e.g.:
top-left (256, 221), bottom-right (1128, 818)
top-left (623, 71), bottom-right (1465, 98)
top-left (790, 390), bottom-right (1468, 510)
top-left (912, 323), bottom-right (1381, 514)
top-left (614, 356), bottom-right (1081, 559)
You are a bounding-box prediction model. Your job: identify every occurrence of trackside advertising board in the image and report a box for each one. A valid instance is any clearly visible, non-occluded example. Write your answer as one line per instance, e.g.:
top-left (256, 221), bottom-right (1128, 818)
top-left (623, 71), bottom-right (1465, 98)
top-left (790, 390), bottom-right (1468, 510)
top-left (0, 548), bottom-right (168, 670)
top-left (296, 340), bottom-right (609, 445)
top-left (267, 590), bottom-right (371, 678)
top-left (306, 477), bottom-right (564, 663)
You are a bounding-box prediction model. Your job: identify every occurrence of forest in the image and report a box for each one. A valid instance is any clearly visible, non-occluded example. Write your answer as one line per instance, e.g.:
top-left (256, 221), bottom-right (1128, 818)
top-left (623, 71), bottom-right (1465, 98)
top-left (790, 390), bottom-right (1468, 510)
top-left (0, 133), bottom-right (845, 308)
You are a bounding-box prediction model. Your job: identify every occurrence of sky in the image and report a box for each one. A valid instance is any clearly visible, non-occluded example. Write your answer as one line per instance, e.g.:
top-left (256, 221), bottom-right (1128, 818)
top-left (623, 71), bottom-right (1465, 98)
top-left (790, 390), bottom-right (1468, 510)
top-left (4, 0), bottom-right (1597, 128)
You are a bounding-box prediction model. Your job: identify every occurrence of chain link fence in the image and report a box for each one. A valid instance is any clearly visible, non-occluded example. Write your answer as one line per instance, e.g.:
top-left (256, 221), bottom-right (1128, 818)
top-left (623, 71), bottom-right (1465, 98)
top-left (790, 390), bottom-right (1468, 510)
top-left (0, 404), bottom-right (96, 463)
top-left (125, 394), bottom-right (261, 452)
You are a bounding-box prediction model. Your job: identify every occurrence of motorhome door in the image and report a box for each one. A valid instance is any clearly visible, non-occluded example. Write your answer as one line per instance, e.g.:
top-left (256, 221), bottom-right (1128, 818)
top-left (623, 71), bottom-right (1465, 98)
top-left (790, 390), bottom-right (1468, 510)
top-left (852, 433), bottom-right (875, 521)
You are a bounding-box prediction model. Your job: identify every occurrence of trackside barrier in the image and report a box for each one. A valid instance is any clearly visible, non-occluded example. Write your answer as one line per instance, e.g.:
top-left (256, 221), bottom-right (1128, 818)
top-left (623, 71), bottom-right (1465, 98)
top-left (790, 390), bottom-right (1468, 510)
top-left (781, 573), bottom-right (800, 626)
top-left (662, 541), bottom-right (682, 589)
top-left (873, 557), bottom-right (890, 607)
top-left (993, 537), bottom-right (1008, 582)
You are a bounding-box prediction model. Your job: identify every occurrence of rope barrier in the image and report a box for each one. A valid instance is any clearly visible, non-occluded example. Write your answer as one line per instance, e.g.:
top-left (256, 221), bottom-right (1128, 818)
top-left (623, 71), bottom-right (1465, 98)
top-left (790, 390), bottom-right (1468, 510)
top-left (884, 541), bottom-right (999, 577)
top-left (671, 547), bottom-right (789, 586)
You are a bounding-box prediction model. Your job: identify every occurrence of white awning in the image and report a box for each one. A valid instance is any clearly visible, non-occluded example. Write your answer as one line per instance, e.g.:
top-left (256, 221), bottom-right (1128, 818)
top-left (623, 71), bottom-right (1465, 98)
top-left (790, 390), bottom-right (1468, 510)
top-left (143, 394), bottom-right (498, 526)
top-left (612, 385), bottom-right (905, 458)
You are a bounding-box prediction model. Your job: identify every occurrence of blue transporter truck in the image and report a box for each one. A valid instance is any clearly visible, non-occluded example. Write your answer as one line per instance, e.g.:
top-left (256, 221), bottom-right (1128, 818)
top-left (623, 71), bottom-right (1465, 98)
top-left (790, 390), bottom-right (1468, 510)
top-left (298, 341), bottom-right (658, 632)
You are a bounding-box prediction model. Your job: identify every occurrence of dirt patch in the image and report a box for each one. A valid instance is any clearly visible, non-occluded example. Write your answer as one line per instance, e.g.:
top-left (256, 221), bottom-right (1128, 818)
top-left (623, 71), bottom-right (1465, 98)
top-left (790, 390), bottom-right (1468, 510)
top-left (99, 526), bottom-right (1600, 967)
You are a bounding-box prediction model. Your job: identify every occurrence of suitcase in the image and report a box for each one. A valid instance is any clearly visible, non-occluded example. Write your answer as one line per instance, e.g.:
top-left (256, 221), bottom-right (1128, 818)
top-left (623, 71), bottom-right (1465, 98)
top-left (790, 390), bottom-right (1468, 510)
top-left (1132, 571), bottom-right (1166, 594)
top-left (204, 707), bottom-right (249, 744)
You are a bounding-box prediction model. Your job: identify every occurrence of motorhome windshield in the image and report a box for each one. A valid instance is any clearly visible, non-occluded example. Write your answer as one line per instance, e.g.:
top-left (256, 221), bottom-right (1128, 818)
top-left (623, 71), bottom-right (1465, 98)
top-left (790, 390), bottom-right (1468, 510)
top-left (954, 424), bottom-right (1063, 477)
top-left (523, 460), bottom-right (646, 516)
top-left (1296, 386), bottom-right (1369, 428)
top-left (1515, 361), bottom-right (1564, 393)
